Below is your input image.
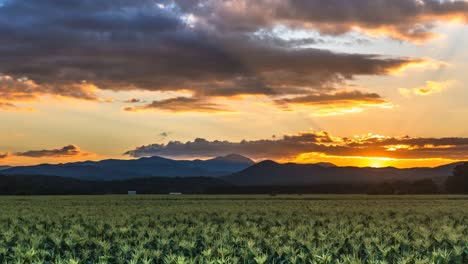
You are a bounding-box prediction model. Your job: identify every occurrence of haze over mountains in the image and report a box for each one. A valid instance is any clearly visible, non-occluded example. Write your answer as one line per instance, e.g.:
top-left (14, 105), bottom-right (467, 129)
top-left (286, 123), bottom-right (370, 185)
top-left (0, 154), bottom-right (254, 181)
top-left (224, 160), bottom-right (461, 186)
top-left (0, 154), bottom-right (462, 185)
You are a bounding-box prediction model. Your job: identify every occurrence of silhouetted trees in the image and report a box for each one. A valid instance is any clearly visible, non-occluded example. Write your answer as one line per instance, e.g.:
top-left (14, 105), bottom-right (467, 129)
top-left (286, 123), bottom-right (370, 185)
top-left (367, 179), bottom-right (439, 195)
top-left (0, 174), bottom-right (448, 195)
top-left (446, 162), bottom-right (468, 194)
top-left (0, 175), bottom-right (229, 195)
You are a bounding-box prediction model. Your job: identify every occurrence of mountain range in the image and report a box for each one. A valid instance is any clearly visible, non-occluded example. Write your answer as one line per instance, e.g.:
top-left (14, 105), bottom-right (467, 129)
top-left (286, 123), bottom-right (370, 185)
top-left (0, 155), bottom-right (462, 186)
top-left (223, 160), bottom-right (462, 186)
top-left (0, 154), bottom-right (254, 181)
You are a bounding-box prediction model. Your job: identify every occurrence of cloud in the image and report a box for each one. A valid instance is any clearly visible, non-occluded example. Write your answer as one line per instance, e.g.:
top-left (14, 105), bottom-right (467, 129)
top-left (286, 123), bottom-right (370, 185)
top-left (0, 74), bottom-right (99, 110)
top-left (15, 145), bottom-right (88, 158)
top-left (399, 80), bottom-right (455, 96)
top-left (414, 80), bottom-right (454, 95)
top-left (277, 89), bottom-right (388, 105)
top-left (124, 131), bottom-right (468, 160)
top-left (176, 0), bottom-right (468, 42)
top-left (0, 145), bottom-right (98, 165)
top-left (0, 75), bottom-right (39, 101)
top-left (125, 98), bottom-right (142, 103)
top-left (0, 101), bottom-right (16, 110)
top-left (274, 90), bottom-right (393, 115)
top-left (124, 96), bottom-right (229, 113)
top-left (0, 0), bottom-right (423, 112)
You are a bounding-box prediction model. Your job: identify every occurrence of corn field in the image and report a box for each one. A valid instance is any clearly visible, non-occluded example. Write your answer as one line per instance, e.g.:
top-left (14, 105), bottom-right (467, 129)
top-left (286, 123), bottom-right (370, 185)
top-left (0, 195), bottom-right (466, 263)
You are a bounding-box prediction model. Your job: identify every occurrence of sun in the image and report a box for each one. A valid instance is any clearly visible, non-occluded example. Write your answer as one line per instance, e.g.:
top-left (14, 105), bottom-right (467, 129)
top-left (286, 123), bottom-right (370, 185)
top-left (368, 160), bottom-right (387, 168)
top-left (364, 157), bottom-right (397, 168)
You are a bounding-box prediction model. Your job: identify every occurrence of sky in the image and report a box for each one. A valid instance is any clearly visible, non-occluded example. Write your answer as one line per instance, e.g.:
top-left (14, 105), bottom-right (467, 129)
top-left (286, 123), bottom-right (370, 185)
top-left (1, 0), bottom-right (468, 168)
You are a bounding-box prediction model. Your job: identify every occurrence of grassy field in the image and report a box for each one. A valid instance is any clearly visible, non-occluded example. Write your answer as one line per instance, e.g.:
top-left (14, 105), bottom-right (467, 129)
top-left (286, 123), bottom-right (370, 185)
top-left (0, 195), bottom-right (467, 263)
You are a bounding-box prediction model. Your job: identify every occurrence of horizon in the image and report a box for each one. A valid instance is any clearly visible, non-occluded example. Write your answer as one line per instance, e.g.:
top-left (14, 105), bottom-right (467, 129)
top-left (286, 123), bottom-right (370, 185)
top-left (1, 0), bottom-right (468, 169)
top-left (1, 152), bottom-right (465, 169)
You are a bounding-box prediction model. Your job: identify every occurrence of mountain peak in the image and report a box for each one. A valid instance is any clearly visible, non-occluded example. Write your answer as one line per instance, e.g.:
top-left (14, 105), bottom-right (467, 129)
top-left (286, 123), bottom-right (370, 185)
top-left (0, 166), bottom-right (11, 171)
top-left (313, 162), bottom-right (337, 168)
top-left (256, 160), bottom-right (279, 167)
top-left (1, 154), bottom-right (254, 180)
top-left (211, 154), bottom-right (254, 164)
top-left (143, 155), bottom-right (173, 161)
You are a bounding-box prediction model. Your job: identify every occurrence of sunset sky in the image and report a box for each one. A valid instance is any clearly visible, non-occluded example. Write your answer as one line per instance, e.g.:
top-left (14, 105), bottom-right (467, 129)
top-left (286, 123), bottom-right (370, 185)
top-left (1, 0), bottom-right (468, 167)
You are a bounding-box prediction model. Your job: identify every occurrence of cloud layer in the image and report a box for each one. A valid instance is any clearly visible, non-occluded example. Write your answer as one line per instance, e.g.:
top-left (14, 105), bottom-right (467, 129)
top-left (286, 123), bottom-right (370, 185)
top-left (0, 0), bottom-right (430, 112)
top-left (274, 90), bottom-right (391, 114)
top-left (400, 80), bottom-right (455, 96)
top-left (125, 131), bottom-right (468, 161)
top-left (15, 145), bottom-right (85, 158)
top-left (0, 145), bottom-right (89, 160)
top-left (176, 0), bottom-right (468, 41)
top-left (124, 96), bottom-right (229, 113)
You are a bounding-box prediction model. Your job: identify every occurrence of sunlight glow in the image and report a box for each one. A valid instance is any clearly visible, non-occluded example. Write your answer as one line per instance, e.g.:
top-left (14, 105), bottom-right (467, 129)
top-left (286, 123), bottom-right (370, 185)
top-left (290, 152), bottom-right (460, 168)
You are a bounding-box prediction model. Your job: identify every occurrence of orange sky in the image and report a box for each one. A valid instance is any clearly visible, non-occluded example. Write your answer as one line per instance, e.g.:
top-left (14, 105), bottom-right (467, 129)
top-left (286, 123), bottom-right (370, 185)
top-left (1, 1), bottom-right (468, 168)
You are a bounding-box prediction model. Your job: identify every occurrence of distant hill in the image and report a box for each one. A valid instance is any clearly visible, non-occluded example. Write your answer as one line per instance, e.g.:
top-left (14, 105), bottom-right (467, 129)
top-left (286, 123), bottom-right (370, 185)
top-left (0, 154), bottom-right (254, 181)
top-left (0, 175), bottom-right (230, 195)
top-left (1, 159), bottom-right (463, 195)
top-left (1, 156), bottom-right (464, 191)
top-left (0, 166), bottom-right (10, 171)
top-left (224, 160), bottom-right (463, 186)
top-left (312, 162), bottom-right (337, 168)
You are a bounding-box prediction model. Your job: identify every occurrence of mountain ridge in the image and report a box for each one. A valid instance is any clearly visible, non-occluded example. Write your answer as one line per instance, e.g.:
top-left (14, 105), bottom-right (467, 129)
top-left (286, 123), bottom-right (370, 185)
top-left (1, 156), bottom-right (463, 185)
top-left (0, 154), bottom-right (254, 181)
top-left (223, 160), bottom-right (464, 186)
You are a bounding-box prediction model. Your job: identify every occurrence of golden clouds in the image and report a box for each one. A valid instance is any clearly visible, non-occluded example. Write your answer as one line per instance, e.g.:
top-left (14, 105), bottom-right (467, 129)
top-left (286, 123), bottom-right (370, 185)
top-left (121, 89), bottom-right (395, 115)
top-left (0, 75), bottom-right (39, 101)
top-left (124, 131), bottom-right (468, 163)
top-left (0, 145), bottom-right (96, 166)
top-left (0, 75), bottom-right (39, 110)
top-left (0, 102), bottom-right (16, 111)
top-left (0, 75), bottom-right (100, 111)
top-left (15, 145), bottom-right (87, 158)
top-left (124, 96), bottom-right (230, 113)
top-left (414, 81), bottom-right (453, 95)
top-left (274, 90), bottom-right (393, 116)
top-left (0, 152), bottom-right (11, 160)
top-left (385, 145), bottom-right (413, 151)
top-left (400, 80), bottom-right (455, 96)
top-left (1, 145), bottom-right (89, 159)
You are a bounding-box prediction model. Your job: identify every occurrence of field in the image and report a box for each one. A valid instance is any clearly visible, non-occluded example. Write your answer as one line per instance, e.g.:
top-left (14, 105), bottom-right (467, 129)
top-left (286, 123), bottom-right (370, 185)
top-left (0, 195), bottom-right (467, 263)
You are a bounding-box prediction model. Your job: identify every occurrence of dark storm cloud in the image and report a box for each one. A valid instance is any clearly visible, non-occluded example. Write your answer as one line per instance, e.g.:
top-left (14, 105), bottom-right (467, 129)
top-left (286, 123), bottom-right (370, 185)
top-left (124, 96), bottom-right (229, 113)
top-left (15, 145), bottom-right (86, 158)
top-left (0, 0), bottom-right (420, 109)
top-left (0, 152), bottom-right (9, 159)
top-left (176, 0), bottom-right (468, 41)
top-left (124, 132), bottom-right (468, 160)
